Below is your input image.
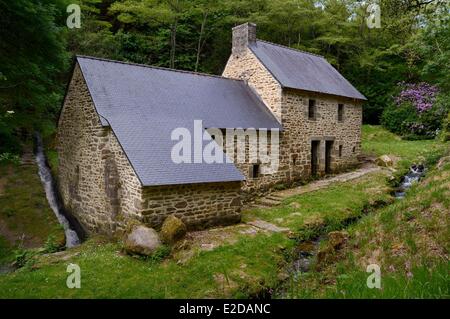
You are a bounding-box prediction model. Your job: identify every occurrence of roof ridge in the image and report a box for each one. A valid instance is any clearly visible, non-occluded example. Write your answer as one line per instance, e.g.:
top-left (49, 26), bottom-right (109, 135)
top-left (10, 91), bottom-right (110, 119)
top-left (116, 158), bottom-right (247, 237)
top-left (75, 55), bottom-right (244, 82)
top-left (255, 39), bottom-right (324, 58)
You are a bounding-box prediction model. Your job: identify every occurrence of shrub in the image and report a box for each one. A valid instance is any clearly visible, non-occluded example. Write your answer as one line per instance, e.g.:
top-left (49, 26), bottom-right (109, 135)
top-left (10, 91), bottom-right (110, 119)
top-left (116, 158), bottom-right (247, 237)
top-left (382, 83), bottom-right (448, 138)
top-left (44, 235), bottom-right (61, 253)
top-left (0, 152), bottom-right (20, 165)
top-left (13, 248), bottom-right (30, 268)
top-left (381, 102), bottom-right (416, 135)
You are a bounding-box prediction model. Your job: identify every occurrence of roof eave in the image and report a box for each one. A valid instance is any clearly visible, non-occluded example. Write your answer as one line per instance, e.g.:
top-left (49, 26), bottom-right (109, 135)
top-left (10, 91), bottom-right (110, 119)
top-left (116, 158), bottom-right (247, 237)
top-left (283, 86), bottom-right (367, 102)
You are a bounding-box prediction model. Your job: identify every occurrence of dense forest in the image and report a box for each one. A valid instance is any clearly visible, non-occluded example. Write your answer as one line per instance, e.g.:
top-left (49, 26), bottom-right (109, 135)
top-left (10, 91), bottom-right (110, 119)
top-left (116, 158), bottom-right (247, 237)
top-left (1, 0), bottom-right (449, 154)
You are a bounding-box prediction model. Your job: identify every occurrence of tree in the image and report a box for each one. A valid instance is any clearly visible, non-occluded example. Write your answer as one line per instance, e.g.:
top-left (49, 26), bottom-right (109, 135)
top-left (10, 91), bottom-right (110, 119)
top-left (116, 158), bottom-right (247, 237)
top-left (0, 0), bottom-right (69, 152)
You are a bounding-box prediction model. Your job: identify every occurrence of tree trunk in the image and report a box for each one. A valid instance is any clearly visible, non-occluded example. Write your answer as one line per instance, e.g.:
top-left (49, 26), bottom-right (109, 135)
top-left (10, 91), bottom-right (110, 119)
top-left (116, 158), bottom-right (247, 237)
top-left (195, 12), bottom-right (208, 72)
top-left (170, 20), bottom-right (178, 69)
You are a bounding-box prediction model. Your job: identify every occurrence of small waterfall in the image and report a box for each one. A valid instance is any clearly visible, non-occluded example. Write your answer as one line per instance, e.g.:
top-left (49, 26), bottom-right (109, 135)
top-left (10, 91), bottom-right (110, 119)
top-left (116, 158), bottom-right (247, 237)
top-left (394, 164), bottom-right (426, 199)
top-left (35, 133), bottom-right (80, 248)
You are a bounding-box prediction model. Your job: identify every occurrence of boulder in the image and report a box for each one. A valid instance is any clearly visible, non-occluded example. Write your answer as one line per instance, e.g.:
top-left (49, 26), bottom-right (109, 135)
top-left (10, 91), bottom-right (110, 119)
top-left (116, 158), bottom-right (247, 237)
top-left (376, 155), bottom-right (394, 167)
top-left (328, 231), bottom-right (349, 249)
top-left (123, 224), bottom-right (162, 256)
top-left (160, 215), bottom-right (187, 244)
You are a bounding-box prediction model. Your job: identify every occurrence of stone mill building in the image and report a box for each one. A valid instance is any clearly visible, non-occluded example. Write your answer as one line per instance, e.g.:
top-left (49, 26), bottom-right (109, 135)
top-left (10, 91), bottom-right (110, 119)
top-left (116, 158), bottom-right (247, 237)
top-left (58, 23), bottom-right (366, 235)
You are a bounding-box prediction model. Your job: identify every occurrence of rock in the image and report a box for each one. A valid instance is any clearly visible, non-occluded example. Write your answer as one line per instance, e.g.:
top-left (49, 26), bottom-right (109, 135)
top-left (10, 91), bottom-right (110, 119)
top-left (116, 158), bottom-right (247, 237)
top-left (289, 202), bottom-right (301, 209)
top-left (303, 216), bottom-right (325, 229)
top-left (297, 241), bottom-right (316, 253)
top-left (123, 224), bottom-right (162, 256)
top-left (315, 246), bottom-right (333, 270)
top-left (376, 155), bottom-right (394, 167)
top-left (328, 231), bottom-right (349, 249)
top-left (160, 215), bottom-right (187, 244)
top-left (437, 156), bottom-right (450, 170)
top-left (247, 219), bottom-right (290, 233)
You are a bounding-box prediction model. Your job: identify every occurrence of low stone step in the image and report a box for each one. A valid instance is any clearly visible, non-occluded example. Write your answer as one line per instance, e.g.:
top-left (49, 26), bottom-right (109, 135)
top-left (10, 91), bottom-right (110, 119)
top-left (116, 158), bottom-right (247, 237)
top-left (250, 204), bottom-right (271, 210)
top-left (246, 219), bottom-right (290, 233)
top-left (256, 198), bottom-right (281, 207)
top-left (267, 194), bottom-right (285, 201)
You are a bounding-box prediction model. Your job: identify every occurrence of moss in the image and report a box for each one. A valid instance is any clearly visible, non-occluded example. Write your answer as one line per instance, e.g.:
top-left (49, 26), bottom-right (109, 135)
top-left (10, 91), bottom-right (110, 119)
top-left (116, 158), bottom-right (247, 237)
top-left (160, 215), bottom-right (187, 244)
top-left (0, 164), bottom-right (65, 250)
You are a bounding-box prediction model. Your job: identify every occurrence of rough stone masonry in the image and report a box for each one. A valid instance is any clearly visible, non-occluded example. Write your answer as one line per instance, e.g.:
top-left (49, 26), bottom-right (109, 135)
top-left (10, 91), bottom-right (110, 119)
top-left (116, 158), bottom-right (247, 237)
top-left (57, 22), bottom-right (364, 236)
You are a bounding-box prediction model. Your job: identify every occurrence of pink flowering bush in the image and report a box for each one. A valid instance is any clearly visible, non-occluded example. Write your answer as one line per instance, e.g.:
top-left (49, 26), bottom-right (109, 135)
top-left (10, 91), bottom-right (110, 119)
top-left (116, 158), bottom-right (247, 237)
top-left (382, 82), bottom-right (448, 139)
top-left (395, 82), bottom-right (439, 113)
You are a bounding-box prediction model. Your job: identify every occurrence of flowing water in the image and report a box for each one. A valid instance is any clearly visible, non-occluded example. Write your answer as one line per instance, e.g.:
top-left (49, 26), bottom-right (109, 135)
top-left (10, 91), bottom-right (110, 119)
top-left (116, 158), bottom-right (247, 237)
top-left (35, 133), bottom-right (80, 248)
top-left (276, 164), bottom-right (427, 297)
top-left (394, 164), bottom-right (426, 198)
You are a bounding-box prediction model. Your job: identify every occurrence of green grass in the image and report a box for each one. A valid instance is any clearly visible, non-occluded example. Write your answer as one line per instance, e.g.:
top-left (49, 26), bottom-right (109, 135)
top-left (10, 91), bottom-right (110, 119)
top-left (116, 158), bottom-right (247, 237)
top-left (0, 235), bottom-right (13, 265)
top-left (285, 160), bottom-right (450, 299)
top-left (244, 171), bottom-right (391, 235)
top-left (362, 125), bottom-right (447, 166)
top-left (45, 149), bottom-right (58, 177)
top-left (0, 164), bottom-right (65, 258)
top-left (0, 233), bottom-right (292, 298)
top-left (0, 125), bottom-right (447, 298)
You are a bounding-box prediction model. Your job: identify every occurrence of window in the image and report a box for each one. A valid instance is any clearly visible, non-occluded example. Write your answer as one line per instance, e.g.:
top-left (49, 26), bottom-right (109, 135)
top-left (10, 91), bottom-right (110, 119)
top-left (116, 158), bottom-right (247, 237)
top-left (338, 104), bottom-right (344, 122)
top-left (339, 145), bottom-right (343, 157)
top-left (251, 164), bottom-right (260, 178)
top-left (308, 99), bottom-right (316, 120)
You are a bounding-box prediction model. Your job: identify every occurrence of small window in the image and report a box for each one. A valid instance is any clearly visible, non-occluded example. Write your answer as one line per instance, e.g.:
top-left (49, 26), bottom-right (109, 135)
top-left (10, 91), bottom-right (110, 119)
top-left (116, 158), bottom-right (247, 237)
top-left (339, 145), bottom-right (343, 157)
top-left (251, 164), bottom-right (260, 178)
top-left (352, 146), bottom-right (356, 153)
top-left (338, 104), bottom-right (344, 122)
top-left (308, 99), bottom-right (316, 120)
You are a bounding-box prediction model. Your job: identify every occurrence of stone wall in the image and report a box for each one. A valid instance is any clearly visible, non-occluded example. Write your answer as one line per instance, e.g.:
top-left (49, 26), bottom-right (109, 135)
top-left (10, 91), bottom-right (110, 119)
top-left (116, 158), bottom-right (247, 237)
top-left (58, 64), bottom-right (242, 235)
top-left (281, 89), bottom-right (362, 178)
top-left (58, 64), bottom-right (143, 235)
top-left (140, 182), bottom-right (242, 230)
top-left (223, 47), bottom-right (282, 121)
top-left (223, 44), bottom-right (363, 195)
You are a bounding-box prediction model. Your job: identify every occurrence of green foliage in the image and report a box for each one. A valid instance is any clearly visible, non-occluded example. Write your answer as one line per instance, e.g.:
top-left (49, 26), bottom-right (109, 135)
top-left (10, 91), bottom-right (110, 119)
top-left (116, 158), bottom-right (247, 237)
top-left (13, 248), bottom-right (31, 268)
top-left (0, 0), bottom-right (69, 152)
top-left (0, 153), bottom-right (20, 165)
top-left (381, 102), bottom-right (417, 136)
top-left (44, 235), bottom-right (61, 253)
top-left (1, 0), bottom-right (448, 137)
top-left (382, 91), bottom-right (449, 138)
top-left (362, 125), bottom-right (448, 164)
top-left (146, 245), bottom-right (171, 263)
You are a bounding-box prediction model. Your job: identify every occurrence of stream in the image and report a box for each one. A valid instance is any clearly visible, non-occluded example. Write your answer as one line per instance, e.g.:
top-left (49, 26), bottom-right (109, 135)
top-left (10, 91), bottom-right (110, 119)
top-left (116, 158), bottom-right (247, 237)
top-left (35, 133), bottom-right (80, 248)
top-left (275, 163), bottom-right (427, 297)
top-left (394, 164), bottom-right (426, 198)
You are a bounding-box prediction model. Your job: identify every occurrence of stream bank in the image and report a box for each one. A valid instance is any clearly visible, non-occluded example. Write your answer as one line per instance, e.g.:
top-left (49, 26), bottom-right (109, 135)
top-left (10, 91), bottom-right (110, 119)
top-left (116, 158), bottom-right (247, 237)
top-left (266, 163), bottom-right (428, 298)
top-left (34, 133), bottom-right (84, 248)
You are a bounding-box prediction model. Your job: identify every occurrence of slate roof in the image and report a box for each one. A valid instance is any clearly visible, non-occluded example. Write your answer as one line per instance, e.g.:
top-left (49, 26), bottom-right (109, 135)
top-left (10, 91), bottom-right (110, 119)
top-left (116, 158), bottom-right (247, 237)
top-left (76, 56), bottom-right (282, 186)
top-left (249, 40), bottom-right (367, 100)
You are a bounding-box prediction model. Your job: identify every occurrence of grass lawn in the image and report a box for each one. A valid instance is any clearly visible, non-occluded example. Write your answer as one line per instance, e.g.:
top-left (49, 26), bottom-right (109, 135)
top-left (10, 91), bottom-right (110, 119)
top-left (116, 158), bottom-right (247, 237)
top-left (362, 125), bottom-right (447, 167)
top-left (285, 159), bottom-right (450, 298)
top-left (0, 164), bottom-right (65, 265)
top-left (0, 125), bottom-right (448, 298)
top-left (244, 171), bottom-right (392, 234)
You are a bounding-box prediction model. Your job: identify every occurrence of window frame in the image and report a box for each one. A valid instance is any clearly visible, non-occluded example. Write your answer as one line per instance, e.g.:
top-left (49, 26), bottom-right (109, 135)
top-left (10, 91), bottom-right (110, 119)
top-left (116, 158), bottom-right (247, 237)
top-left (308, 99), bottom-right (316, 120)
top-left (338, 103), bottom-right (344, 122)
top-left (250, 164), bottom-right (260, 179)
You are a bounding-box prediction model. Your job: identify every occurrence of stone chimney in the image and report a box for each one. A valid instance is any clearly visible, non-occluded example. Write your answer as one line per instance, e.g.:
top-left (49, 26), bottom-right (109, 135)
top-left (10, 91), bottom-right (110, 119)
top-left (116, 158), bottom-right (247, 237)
top-left (232, 22), bottom-right (257, 56)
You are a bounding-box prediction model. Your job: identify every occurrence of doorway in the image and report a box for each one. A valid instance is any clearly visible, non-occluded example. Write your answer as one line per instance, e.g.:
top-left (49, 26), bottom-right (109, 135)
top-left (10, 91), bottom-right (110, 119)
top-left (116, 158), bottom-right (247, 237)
top-left (325, 140), bottom-right (334, 174)
top-left (311, 140), bottom-right (320, 176)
